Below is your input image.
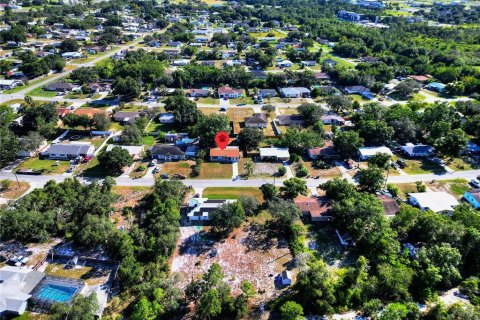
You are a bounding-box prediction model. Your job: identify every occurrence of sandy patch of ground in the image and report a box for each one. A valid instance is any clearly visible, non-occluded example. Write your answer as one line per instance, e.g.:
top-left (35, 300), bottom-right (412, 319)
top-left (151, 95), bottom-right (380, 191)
top-left (171, 222), bottom-right (292, 301)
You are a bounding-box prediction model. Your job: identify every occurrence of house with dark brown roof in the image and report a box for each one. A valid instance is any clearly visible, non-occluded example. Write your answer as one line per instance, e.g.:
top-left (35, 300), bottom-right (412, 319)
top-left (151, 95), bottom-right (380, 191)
top-left (377, 194), bottom-right (400, 216)
top-left (276, 115), bottom-right (305, 126)
top-left (150, 145), bottom-right (185, 161)
top-left (44, 82), bottom-right (78, 92)
top-left (307, 141), bottom-right (338, 160)
top-left (218, 85), bottom-right (243, 99)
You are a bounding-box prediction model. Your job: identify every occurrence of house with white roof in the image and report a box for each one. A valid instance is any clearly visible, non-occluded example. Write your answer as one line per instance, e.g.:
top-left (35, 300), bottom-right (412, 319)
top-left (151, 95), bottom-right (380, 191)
top-left (43, 143), bottom-right (94, 160)
top-left (279, 87), bottom-right (311, 98)
top-left (409, 192), bottom-right (459, 214)
top-left (358, 146), bottom-right (393, 160)
top-left (0, 266), bottom-right (46, 316)
top-left (259, 147), bottom-right (290, 162)
top-left (187, 198), bottom-right (236, 221)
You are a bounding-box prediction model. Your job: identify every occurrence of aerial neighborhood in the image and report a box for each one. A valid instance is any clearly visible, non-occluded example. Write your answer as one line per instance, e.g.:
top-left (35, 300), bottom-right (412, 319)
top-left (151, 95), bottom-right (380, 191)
top-left (0, 0), bottom-right (480, 319)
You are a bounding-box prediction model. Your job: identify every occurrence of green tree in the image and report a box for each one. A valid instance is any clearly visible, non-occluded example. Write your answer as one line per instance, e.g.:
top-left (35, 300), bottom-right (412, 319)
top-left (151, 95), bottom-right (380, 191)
top-left (70, 66), bottom-right (100, 85)
top-left (18, 131), bottom-right (44, 153)
top-left (198, 289), bottom-right (222, 320)
top-left (51, 293), bottom-right (98, 320)
top-left (298, 103), bottom-right (324, 125)
top-left (268, 199), bottom-right (302, 232)
top-left (60, 38), bottom-right (80, 52)
top-left (357, 167), bottom-right (385, 193)
top-left (280, 301), bottom-right (304, 320)
top-left (194, 114), bottom-right (231, 148)
top-left (92, 113), bottom-right (111, 131)
top-left (260, 183), bottom-right (278, 202)
top-left (333, 131), bottom-right (364, 159)
top-left (164, 93), bottom-right (200, 127)
top-left (281, 177), bottom-right (307, 199)
top-left (379, 302), bottom-right (421, 320)
top-left (239, 196), bottom-right (260, 216)
top-left (435, 128), bottom-right (469, 156)
top-left (238, 128), bottom-right (264, 151)
top-left (0, 126), bottom-right (19, 167)
top-left (98, 146), bottom-right (134, 175)
top-left (113, 76), bottom-right (141, 99)
top-left (121, 124), bottom-right (143, 145)
top-left (320, 178), bottom-right (356, 201)
top-left (210, 202), bottom-right (245, 233)
top-left (325, 95), bottom-right (352, 112)
top-left (368, 152), bottom-right (392, 169)
top-left (130, 297), bottom-right (155, 320)
top-left (244, 160), bottom-right (254, 177)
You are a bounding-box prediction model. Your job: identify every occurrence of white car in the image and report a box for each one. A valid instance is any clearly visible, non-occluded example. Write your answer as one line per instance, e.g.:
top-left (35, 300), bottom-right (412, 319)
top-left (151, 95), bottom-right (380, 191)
top-left (470, 178), bottom-right (480, 188)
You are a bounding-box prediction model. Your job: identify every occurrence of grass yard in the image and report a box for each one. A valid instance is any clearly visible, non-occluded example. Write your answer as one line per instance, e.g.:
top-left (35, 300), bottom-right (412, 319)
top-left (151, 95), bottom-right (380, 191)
top-left (203, 187), bottom-right (264, 202)
top-left (16, 158), bottom-right (70, 174)
top-left (142, 135), bottom-right (157, 147)
top-left (402, 158), bottom-right (446, 175)
top-left (302, 161), bottom-right (342, 178)
top-left (0, 181), bottom-right (30, 199)
top-left (196, 97), bottom-right (218, 104)
top-left (45, 263), bottom-right (92, 279)
top-left (160, 161), bottom-right (194, 177)
top-left (444, 157), bottom-right (473, 171)
top-left (12, 312), bottom-right (50, 320)
top-left (80, 156), bottom-right (106, 177)
top-left (428, 179), bottom-right (470, 198)
top-left (108, 121), bottom-right (125, 132)
top-left (394, 183), bottom-right (419, 198)
top-left (227, 108), bottom-right (255, 122)
top-left (26, 86), bottom-right (57, 98)
top-left (0, 99), bottom-right (25, 107)
top-left (199, 107), bottom-right (222, 116)
top-left (197, 162), bottom-right (232, 179)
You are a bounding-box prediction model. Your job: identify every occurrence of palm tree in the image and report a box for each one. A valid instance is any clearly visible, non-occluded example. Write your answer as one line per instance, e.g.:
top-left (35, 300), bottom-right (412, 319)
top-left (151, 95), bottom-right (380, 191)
top-left (244, 160), bottom-right (254, 177)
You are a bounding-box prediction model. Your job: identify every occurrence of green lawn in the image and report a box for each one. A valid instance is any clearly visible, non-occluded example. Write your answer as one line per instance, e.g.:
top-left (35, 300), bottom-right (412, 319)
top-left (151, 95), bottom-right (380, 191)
top-left (402, 159), bottom-right (446, 175)
top-left (27, 86), bottom-right (57, 98)
top-left (196, 97), bottom-right (218, 104)
top-left (16, 158), bottom-right (70, 174)
top-left (142, 135), bottom-right (156, 147)
top-left (202, 187), bottom-right (264, 201)
top-left (80, 156), bottom-right (106, 177)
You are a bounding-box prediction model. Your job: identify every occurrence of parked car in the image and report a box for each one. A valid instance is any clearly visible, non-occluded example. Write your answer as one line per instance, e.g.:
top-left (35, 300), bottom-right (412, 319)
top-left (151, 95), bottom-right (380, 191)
top-left (396, 159), bottom-right (406, 169)
top-left (171, 174), bottom-right (186, 180)
top-left (82, 156), bottom-right (92, 163)
top-left (219, 107), bottom-right (227, 112)
top-left (470, 178), bottom-right (480, 188)
top-left (160, 174), bottom-right (169, 179)
top-left (152, 166), bottom-right (160, 174)
top-left (149, 159), bottom-right (158, 167)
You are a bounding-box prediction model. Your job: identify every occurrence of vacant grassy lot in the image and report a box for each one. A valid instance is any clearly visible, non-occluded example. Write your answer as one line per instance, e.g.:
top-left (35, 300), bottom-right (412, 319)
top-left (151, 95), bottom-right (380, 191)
top-left (302, 161), bottom-right (342, 178)
top-left (203, 187), bottom-right (264, 201)
top-left (428, 179), bottom-right (470, 198)
top-left (403, 159), bottom-right (445, 175)
top-left (0, 181), bottom-right (30, 199)
top-left (16, 159), bottom-right (70, 174)
top-left (444, 157), bottom-right (473, 171)
top-left (160, 161), bottom-right (194, 177)
top-left (197, 162), bottom-right (232, 179)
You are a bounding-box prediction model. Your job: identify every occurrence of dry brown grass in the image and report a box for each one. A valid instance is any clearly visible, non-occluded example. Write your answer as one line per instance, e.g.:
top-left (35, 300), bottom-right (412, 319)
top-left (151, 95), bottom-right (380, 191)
top-left (197, 162), bottom-right (233, 179)
top-left (302, 161), bottom-right (342, 178)
top-left (0, 181), bottom-right (30, 199)
top-left (45, 263), bottom-right (92, 279)
top-left (160, 161), bottom-right (195, 176)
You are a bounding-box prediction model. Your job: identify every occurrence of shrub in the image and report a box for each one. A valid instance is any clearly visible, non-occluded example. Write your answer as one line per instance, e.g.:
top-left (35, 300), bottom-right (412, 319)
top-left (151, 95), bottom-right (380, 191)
top-left (290, 153), bottom-right (300, 162)
top-left (416, 181), bottom-right (426, 192)
top-left (387, 183), bottom-right (400, 197)
top-left (296, 164), bottom-right (308, 177)
top-left (278, 166), bottom-right (287, 176)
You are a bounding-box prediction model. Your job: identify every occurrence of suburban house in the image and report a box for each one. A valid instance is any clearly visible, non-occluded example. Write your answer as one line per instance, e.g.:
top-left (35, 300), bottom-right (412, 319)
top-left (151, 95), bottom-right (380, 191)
top-left (17, 139), bottom-right (47, 158)
top-left (88, 82), bottom-right (111, 92)
top-left (0, 79), bottom-right (23, 89)
top-left (301, 60), bottom-right (317, 67)
top-left (426, 82), bottom-right (446, 93)
top-left (113, 111), bottom-right (141, 124)
top-left (210, 146), bottom-right (240, 162)
top-left (377, 194), bottom-right (400, 216)
top-left (150, 145), bottom-right (185, 161)
top-left (159, 113), bottom-right (175, 124)
top-left (344, 85), bottom-right (374, 99)
top-left (165, 132), bottom-right (189, 142)
top-left (323, 58), bottom-right (337, 68)
top-left (308, 141), bottom-right (338, 159)
top-left (294, 197), bottom-right (332, 222)
top-left (106, 145), bottom-right (143, 160)
top-left (358, 146), bottom-right (393, 160)
top-left (244, 113), bottom-right (268, 128)
top-left (56, 108), bottom-right (73, 118)
top-left (258, 89), bottom-right (277, 98)
top-left (322, 114), bottom-right (345, 125)
top-left (409, 192), bottom-right (459, 214)
top-left (259, 147), bottom-right (290, 162)
top-left (279, 87), bottom-right (311, 98)
top-left (314, 72), bottom-right (331, 82)
top-left (277, 60), bottom-right (293, 68)
top-left (187, 88), bottom-right (210, 97)
top-left (43, 143), bottom-right (94, 160)
top-left (0, 266), bottom-right (46, 316)
top-left (218, 85), bottom-right (243, 99)
top-left (464, 189), bottom-right (480, 209)
top-left (338, 10), bottom-right (363, 22)
top-left (44, 82), bottom-right (78, 92)
top-left (61, 52), bottom-right (83, 59)
top-left (187, 198), bottom-right (236, 221)
top-left (466, 141), bottom-right (480, 155)
top-left (401, 143), bottom-right (434, 157)
top-left (408, 75), bottom-right (431, 83)
top-left (276, 115), bottom-right (305, 126)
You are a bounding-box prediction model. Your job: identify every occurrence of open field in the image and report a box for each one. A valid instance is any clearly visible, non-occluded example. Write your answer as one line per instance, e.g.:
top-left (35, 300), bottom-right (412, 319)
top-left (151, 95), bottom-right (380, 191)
top-left (402, 158), bottom-right (446, 175)
top-left (427, 179), bottom-right (470, 198)
top-left (202, 187), bottom-right (264, 202)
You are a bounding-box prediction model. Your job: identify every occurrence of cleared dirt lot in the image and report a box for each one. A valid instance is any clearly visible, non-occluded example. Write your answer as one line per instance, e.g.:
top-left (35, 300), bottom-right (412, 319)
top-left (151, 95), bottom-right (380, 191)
top-left (171, 218), bottom-right (292, 300)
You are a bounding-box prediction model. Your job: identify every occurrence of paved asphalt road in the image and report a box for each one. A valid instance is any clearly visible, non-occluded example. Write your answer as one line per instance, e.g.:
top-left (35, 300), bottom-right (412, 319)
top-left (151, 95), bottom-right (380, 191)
top-left (1, 169), bottom-right (479, 191)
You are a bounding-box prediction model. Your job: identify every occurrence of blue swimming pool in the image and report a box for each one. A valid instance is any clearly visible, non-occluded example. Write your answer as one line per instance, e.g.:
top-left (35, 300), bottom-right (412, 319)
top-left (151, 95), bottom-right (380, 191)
top-left (36, 284), bottom-right (78, 303)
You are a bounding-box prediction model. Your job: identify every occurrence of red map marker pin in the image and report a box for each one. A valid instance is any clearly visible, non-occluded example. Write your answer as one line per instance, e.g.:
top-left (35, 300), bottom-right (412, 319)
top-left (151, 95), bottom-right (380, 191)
top-left (215, 131), bottom-right (230, 150)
